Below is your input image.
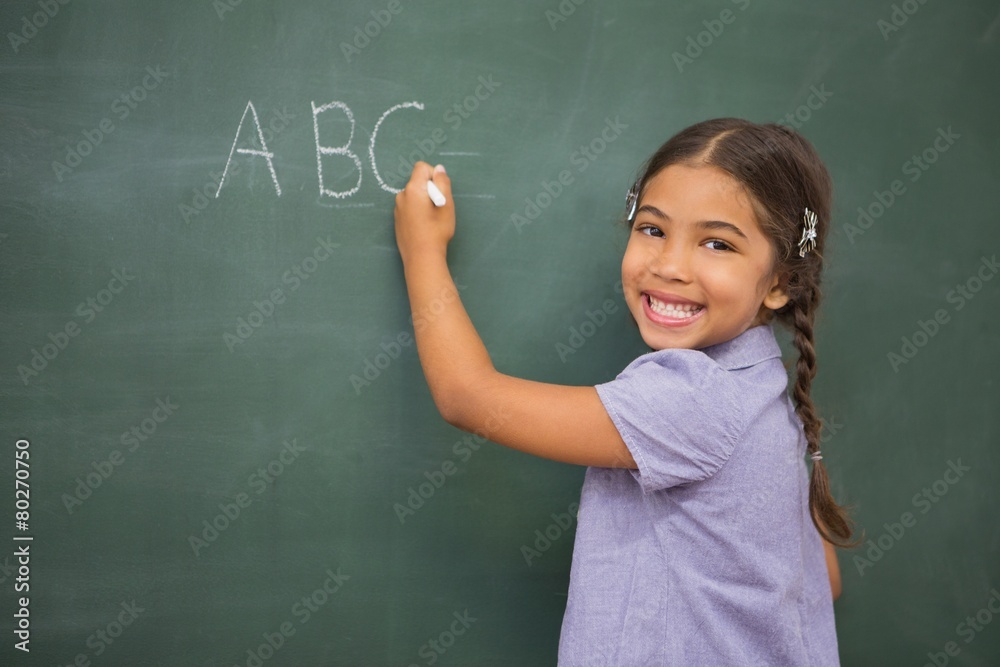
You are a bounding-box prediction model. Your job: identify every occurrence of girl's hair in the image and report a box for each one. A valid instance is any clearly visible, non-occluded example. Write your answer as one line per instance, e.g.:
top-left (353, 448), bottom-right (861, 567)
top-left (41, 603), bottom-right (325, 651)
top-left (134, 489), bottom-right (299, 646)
top-left (629, 118), bottom-right (858, 548)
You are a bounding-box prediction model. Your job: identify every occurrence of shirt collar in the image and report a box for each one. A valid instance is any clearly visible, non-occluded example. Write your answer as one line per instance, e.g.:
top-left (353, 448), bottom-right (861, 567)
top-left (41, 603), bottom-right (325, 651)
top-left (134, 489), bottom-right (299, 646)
top-left (698, 323), bottom-right (784, 371)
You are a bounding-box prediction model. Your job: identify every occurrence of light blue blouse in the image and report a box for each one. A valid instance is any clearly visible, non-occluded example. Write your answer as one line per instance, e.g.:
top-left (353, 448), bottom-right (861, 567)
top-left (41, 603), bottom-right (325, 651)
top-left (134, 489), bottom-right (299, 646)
top-left (558, 323), bottom-right (839, 666)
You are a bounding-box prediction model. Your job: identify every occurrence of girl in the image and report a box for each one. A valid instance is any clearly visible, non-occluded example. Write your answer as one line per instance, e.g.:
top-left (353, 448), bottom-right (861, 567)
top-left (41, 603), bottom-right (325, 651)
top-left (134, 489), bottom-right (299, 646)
top-left (394, 118), bottom-right (856, 665)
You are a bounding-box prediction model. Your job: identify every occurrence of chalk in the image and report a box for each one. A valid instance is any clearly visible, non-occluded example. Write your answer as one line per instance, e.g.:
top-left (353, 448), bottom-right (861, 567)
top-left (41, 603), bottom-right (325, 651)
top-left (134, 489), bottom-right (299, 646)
top-left (426, 180), bottom-right (446, 207)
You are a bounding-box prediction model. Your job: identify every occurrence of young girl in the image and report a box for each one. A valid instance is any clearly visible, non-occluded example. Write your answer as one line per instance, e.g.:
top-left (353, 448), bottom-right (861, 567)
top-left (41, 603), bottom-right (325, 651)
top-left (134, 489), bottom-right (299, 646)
top-left (394, 118), bottom-right (856, 665)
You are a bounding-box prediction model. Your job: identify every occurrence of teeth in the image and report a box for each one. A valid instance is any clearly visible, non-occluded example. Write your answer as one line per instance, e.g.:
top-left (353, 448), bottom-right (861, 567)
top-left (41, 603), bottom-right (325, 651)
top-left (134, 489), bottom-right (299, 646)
top-left (648, 295), bottom-right (703, 319)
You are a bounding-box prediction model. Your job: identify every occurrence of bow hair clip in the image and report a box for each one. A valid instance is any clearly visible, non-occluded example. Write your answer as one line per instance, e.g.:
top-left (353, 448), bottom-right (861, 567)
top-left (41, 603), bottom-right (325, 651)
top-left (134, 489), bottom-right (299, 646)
top-left (625, 181), bottom-right (640, 223)
top-left (798, 208), bottom-right (818, 258)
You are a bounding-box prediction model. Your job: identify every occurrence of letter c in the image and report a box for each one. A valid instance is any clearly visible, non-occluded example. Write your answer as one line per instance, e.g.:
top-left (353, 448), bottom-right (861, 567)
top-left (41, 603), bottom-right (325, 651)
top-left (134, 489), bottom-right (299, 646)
top-left (369, 101), bottom-right (424, 194)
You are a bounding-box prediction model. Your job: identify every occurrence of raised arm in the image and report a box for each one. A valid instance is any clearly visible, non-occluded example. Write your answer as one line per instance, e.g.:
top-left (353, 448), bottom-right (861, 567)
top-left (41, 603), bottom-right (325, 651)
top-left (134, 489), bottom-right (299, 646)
top-left (394, 162), bottom-right (635, 469)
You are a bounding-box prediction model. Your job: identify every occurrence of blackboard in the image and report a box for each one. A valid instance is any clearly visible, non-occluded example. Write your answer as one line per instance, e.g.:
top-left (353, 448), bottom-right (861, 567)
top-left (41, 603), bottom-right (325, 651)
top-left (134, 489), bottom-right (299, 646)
top-left (1, 0), bottom-right (998, 665)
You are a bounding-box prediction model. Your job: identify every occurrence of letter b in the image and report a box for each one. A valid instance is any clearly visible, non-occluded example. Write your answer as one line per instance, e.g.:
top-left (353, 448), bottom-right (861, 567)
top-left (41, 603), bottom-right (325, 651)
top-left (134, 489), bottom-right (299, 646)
top-left (371, 8), bottom-right (392, 26)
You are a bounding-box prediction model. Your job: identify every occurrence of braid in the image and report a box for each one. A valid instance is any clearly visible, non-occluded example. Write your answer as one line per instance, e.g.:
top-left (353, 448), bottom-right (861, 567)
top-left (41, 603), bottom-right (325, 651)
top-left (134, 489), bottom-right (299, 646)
top-left (789, 288), bottom-right (860, 548)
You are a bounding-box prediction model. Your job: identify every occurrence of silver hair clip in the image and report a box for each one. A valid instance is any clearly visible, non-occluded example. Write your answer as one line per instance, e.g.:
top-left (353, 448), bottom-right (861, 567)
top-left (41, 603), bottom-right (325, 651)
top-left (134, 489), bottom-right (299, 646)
top-left (798, 208), bottom-right (818, 257)
top-left (625, 181), bottom-right (640, 223)
top-left (811, 450), bottom-right (823, 462)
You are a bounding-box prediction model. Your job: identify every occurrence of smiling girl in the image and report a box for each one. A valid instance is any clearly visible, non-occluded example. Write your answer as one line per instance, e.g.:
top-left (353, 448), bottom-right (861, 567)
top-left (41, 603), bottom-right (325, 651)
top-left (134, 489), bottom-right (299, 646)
top-left (394, 118), bottom-right (856, 665)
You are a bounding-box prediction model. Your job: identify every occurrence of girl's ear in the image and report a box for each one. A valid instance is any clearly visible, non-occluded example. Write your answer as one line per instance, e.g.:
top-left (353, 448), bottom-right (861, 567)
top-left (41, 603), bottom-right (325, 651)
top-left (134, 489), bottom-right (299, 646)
top-left (762, 271), bottom-right (791, 311)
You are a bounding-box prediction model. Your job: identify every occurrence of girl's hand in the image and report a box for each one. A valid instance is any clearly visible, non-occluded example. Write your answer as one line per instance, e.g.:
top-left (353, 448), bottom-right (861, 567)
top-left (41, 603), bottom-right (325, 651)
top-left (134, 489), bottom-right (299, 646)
top-left (394, 162), bottom-right (455, 264)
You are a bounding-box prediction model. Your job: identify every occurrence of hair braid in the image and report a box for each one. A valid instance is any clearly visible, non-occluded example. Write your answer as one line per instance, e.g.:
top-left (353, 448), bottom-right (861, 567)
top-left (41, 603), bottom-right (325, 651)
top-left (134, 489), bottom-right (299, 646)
top-left (790, 287), bottom-right (859, 548)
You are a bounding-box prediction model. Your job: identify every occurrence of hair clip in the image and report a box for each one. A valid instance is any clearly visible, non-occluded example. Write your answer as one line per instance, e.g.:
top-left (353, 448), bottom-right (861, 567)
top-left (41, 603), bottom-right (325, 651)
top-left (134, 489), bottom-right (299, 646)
top-left (625, 181), bottom-right (640, 223)
top-left (810, 450), bottom-right (823, 462)
top-left (798, 208), bottom-right (818, 257)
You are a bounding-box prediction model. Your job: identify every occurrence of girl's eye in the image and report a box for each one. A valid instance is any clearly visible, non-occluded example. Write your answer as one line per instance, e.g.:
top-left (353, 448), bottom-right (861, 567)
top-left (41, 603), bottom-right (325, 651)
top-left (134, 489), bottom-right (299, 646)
top-left (636, 224), bottom-right (664, 238)
top-left (704, 239), bottom-right (733, 252)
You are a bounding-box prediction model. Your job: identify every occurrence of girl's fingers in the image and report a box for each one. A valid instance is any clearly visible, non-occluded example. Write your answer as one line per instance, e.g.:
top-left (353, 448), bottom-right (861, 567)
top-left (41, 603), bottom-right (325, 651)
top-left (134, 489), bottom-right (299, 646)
top-left (407, 161), bottom-right (434, 188)
top-left (431, 164), bottom-right (452, 201)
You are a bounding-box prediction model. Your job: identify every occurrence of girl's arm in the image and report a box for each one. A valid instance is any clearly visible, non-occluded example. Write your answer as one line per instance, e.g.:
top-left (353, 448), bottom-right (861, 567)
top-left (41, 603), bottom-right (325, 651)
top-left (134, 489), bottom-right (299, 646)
top-left (815, 509), bottom-right (842, 601)
top-left (823, 538), bottom-right (842, 601)
top-left (394, 162), bottom-right (636, 469)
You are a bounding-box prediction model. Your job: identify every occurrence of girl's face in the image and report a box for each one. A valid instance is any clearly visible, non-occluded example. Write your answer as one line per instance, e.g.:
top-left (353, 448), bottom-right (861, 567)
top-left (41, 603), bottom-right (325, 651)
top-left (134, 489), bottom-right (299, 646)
top-left (621, 163), bottom-right (790, 351)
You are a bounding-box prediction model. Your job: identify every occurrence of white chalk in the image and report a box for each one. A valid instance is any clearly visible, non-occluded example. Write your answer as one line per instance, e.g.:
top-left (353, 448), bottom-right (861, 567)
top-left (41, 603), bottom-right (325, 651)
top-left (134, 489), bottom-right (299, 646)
top-left (426, 180), bottom-right (446, 207)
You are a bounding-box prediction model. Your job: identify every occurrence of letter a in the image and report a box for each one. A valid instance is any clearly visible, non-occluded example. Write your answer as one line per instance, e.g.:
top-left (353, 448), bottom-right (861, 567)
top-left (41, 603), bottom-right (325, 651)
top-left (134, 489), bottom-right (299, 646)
top-left (215, 100), bottom-right (282, 197)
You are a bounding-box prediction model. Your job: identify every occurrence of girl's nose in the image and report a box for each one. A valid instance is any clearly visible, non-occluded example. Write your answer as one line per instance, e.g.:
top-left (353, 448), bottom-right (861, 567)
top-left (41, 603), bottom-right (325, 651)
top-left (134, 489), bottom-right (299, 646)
top-left (649, 241), bottom-right (693, 283)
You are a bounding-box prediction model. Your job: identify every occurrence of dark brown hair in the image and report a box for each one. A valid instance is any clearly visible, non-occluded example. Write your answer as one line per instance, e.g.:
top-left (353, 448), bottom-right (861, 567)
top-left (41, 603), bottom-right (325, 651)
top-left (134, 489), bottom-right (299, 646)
top-left (629, 118), bottom-right (858, 548)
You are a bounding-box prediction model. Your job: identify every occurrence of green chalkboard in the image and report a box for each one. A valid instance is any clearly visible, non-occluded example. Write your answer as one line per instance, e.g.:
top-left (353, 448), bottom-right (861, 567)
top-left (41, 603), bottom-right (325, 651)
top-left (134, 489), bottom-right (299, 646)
top-left (1, 0), bottom-right (998, 665)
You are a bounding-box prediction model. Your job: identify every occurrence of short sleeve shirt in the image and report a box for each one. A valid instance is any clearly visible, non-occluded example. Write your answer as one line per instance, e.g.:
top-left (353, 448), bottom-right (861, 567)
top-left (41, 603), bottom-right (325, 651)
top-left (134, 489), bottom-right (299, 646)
top-left (558, 324), bottom-right (839, 666)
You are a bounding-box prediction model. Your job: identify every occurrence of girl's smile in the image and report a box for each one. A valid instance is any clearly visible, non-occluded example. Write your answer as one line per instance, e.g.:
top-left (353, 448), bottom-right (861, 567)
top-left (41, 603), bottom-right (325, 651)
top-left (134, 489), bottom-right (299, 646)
top-left (622, 163), bottom-right (790, 351)
top-left (641, 291), bottom-right (706, 327)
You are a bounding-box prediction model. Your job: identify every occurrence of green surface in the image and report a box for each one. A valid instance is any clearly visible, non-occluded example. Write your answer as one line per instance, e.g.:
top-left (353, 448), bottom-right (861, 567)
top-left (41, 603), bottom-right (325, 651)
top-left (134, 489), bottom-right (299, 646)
top-left (1, 1), bottom-right (998, 665)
